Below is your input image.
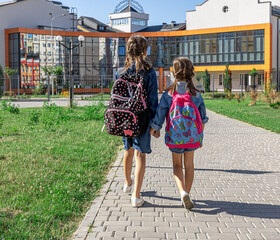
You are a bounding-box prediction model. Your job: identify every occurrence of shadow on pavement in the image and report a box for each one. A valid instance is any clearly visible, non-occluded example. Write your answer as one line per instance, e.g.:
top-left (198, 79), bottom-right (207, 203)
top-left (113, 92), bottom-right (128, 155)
top-left (140, 191), bottom-right (280, 218)
top-left (192, 200), bottom-right (280, 219)
top-left (141, 191), bottom-right (182, 208)
top-left (143, 166), bottom-right (277, 175)
top-left (195, 168), bottom-right (277, 175)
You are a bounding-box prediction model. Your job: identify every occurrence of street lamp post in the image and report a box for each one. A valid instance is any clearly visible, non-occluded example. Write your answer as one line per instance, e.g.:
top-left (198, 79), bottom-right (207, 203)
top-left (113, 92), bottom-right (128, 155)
top-left (49, 13), bottom-right (67, 98)
top-left (56, 35), bottom-right (85, 108)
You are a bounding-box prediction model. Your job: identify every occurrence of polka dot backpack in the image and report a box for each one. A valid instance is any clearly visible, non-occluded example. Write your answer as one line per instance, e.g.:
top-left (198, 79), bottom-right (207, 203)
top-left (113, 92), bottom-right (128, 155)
top-left (104, 69), bottom-right (151, 137)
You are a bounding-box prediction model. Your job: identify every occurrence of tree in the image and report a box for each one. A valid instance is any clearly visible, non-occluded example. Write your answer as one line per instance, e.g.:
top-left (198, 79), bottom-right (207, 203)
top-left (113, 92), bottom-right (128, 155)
top-left (195, 72), bottom-right (203, 83)
top-left (41, 66), bottom-right (53, 75)
top-left (223, 64), bottom-right (232, 95)
top-left (249, 68), bottom-right (258, 91)
top-left (248, 68), bottom-right (258, 106)
top-left (202, 69), bottom-right (210, 92)
top-left (42, 66), bottom-right (64, 91)
top-left (4, 67), bottom-right (18, 92)
top-left (53, 66), bottom-right (64, 88)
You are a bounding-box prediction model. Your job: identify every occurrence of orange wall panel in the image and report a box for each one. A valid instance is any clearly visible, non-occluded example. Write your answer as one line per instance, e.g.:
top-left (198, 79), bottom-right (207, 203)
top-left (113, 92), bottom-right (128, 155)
top-left (6, 23), bottom-right (270, 38)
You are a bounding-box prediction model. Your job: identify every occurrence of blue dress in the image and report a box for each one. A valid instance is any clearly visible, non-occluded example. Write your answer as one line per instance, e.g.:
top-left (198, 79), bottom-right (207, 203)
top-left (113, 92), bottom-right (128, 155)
top-left (117, 67), bottom-right (158, 154)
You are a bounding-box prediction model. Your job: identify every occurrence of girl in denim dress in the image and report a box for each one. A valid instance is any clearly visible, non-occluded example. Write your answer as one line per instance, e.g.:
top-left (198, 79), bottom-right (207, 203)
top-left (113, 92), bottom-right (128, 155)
top-left (120, 35), bottom-right (158, 207)
top-left (150, 57), bottom-right (208, 210)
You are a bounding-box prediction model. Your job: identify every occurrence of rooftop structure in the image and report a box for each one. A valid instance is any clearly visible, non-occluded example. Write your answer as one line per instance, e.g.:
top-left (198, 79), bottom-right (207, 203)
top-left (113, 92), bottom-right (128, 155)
top-left (77, 16), bottom-right (122, 33)
top-left (114, 0), bottom-right (144, 13)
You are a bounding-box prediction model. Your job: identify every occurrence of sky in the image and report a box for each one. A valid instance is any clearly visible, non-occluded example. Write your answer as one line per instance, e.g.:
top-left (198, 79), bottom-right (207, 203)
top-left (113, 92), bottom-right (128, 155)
top-left (0, 0), bottom-right (206, 26)
top-left (61, 0), bottom-right (206, 25)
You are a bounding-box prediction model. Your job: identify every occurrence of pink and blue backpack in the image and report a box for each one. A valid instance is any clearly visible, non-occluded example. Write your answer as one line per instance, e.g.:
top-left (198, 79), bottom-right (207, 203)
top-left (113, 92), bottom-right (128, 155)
top-left (165, 91), bottom-right (203, 149)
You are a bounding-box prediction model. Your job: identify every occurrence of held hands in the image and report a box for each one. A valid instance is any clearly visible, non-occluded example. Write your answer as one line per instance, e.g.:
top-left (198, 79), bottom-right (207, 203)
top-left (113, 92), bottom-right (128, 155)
top-left (149, 127), bottom-right (160, 138)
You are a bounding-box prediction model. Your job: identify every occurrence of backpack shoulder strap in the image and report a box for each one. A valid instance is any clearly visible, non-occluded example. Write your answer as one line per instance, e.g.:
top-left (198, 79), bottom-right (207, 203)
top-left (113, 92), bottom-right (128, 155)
top-left (138, 67), bottom-right (153, 78)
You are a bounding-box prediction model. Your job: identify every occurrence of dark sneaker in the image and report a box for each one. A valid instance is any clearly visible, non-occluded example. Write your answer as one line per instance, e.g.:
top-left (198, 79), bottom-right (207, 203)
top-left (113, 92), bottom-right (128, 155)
top-left (181, 194), bottom-right (194, 210)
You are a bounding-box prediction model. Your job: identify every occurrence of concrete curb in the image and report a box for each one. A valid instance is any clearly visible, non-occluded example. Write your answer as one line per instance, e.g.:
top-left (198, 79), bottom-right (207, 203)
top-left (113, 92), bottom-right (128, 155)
top-left (72, 149), bottom-right (124, 240)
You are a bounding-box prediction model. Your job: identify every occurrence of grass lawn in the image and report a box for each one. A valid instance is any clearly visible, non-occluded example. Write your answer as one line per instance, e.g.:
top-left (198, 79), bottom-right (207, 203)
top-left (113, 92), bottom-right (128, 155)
top-left (204, 99), bottom-right (280, 134)
top-left (0, 103), bottom-right (122, 239)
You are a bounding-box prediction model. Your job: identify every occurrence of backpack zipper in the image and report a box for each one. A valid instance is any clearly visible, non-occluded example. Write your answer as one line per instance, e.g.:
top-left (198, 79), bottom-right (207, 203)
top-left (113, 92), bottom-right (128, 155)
top-left (111, 94), bottom-right (131, 101)
top-left (106, 109), bottom-right (137, 123)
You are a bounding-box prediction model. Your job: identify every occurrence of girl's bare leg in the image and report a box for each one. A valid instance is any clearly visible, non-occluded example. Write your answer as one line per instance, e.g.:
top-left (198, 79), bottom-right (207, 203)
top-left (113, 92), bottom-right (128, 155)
top-left (132, 150), bottom-right (146, 198)
top-left (172, 153), bottom-right (185, 192)
top-left (184, 151), bottom-right (195, 194)
top-left (123, 148), bottom-right (134, 186)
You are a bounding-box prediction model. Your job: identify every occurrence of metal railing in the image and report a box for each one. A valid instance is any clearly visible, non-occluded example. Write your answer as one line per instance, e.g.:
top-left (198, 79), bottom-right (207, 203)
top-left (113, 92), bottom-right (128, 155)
top-left (1, 73), bottom-right (279, 101)
top-left (0, 75), bottom-right (115, 100)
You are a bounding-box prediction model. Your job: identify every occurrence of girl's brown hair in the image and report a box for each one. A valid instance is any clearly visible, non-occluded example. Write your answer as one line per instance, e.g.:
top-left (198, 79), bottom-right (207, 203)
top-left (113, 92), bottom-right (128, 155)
top-left (125, 34), bottom-right (151, 72)
top-left (167, 57), bottom-right (197, 96)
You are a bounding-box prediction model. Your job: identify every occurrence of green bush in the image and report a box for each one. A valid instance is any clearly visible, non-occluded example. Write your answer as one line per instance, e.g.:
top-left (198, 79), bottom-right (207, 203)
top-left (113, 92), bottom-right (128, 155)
top-left (202, 93), bottom-right (228, 98)
top-left (0, 100), bottom-right (19, 114)
top-left (27, 110), bottom-right (41, 126)
top-left (20, 93), bottom-right (31, 99)
top-left (0, 100), bottom-right (7, 110)
top-left (41, 102), bottom-right (70, 128)
top-left (270, 102), bottom-right (280, 109)
top-left (26, 103), bottom-right (106, 130)
top-left (83, 103), bottom-right (105, 120)
top-left (7, 104), bottom-right (20, 114)
top-left (32, 83), bottom-right (45, 96)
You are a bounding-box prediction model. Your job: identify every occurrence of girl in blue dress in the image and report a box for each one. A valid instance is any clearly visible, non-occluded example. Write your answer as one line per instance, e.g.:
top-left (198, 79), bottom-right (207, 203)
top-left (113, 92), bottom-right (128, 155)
top-left (120, 35), bottom-right (158, 207)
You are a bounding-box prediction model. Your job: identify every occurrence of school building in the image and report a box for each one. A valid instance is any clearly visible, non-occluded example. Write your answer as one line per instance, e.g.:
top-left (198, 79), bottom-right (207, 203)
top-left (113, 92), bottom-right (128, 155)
top-left (1, 0), bottom-right (279, 93)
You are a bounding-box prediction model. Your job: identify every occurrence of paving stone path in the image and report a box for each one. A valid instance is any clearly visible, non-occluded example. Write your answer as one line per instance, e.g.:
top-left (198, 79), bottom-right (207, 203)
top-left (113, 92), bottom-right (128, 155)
top-left (74, 110), bottom-right (280, 240)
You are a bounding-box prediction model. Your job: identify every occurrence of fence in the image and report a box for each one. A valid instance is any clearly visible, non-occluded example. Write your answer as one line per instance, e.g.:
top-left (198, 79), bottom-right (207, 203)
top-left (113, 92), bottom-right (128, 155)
top-left (270, 71), bottom-right (280, 91)
top-left (0, 75), bottom-right (115, 100)
top-left (0, 73), bottom-right (279, 101)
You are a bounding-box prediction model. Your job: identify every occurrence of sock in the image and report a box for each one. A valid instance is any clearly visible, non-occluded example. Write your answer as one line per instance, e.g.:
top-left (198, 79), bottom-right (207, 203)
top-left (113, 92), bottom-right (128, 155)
top-left (180, 190), bottom-right (188, 198)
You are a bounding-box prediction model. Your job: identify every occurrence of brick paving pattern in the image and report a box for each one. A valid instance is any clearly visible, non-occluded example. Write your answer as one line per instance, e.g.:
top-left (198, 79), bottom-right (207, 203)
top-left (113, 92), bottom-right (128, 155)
top-left (74, 110), bottom-right (280, 240)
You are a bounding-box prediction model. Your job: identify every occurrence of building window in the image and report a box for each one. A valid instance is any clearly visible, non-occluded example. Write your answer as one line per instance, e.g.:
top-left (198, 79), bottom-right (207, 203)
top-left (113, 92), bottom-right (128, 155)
top-left (98, 26), bottom-right (106, 30)
top-left (223, 6), bottom-right (229, 13)
top-left (112, 18), bottom-right (129, 25)
top-left (119, 46), bottom-right (125, 56)
top-left (132, 18), bottom-right (146, 26)
top-left (10, 29), bottom-right (265, 88)
top-left (219, 74), bottom-right (223, 85)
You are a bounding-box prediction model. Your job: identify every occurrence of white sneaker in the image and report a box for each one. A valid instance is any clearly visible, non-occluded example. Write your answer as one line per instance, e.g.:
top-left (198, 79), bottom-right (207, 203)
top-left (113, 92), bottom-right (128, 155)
top-left (181, 193), bottom-right (194, 210)
top-left (131, 196), bottom-right (144, 208)
top-left (123, 176), bottom-right (134, 193)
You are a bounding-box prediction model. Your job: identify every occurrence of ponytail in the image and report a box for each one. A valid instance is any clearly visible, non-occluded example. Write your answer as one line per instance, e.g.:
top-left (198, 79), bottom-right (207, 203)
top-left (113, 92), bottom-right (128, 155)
top-left (125, 35), bottom-right (151, 72)
top-left (167, 57), bottom-right (197, 96)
